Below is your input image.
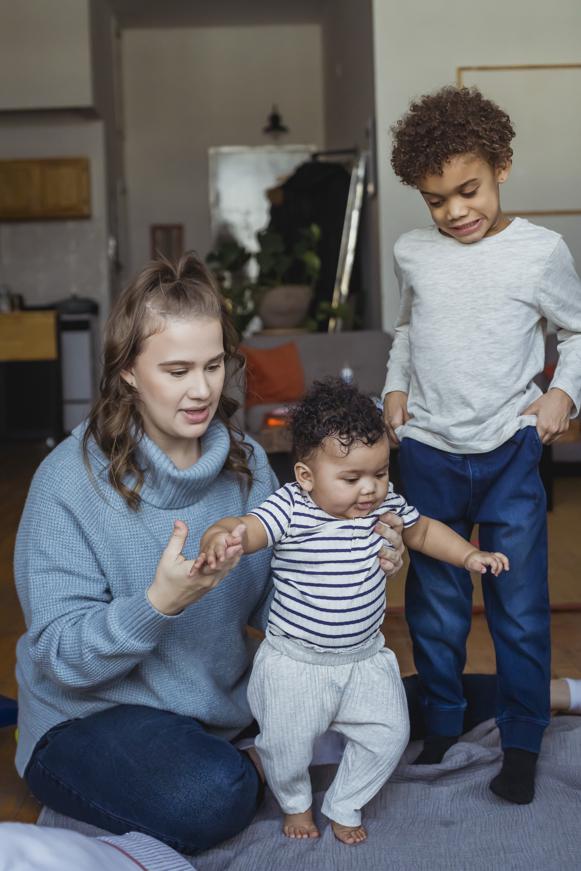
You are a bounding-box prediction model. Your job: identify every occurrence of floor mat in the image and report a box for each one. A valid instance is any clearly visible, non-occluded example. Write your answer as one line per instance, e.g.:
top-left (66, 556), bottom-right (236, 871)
top-left (39, 717), bottom-right (581, 871)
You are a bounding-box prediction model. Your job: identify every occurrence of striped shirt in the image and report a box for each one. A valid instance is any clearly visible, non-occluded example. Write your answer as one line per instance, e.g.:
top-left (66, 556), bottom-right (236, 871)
top-left (250, 481), bottom-right (419, 651)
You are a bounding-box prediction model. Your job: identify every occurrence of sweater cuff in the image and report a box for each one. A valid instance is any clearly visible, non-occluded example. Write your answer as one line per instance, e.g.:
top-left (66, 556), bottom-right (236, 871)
top-left (381, 379), bottom-right (410, 400)
top-left (100, 833), bottom-right (196, 870)
top-left (549, 379), bottom-right (580, 418)
top-left (115, 589), bottom-right (180, 651)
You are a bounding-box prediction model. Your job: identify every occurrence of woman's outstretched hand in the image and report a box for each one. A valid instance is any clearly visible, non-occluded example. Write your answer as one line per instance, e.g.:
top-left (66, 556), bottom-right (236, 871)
top-left (147, 520), bottom-right (244, 616)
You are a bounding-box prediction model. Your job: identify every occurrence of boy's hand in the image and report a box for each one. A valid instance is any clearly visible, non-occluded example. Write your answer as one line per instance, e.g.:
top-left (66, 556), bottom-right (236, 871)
top-left (383, 391), bottom-right (412, 446)
top-left (196, 541), bottom-right (244, 578)
top-left (198, 523), bottom-right (247, 570)
top-left (522, 387), bottom-right (573, 444)
top-left (464, 549), bottom-right (510, 576)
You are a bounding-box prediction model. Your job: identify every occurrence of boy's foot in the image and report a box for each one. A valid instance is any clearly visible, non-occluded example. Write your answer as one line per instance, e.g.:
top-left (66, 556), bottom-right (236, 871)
top-left (490, 748), bottom-right (538, 804)
top-left (283, 810), bottom-right (320, 839)
top-left (331, 821), bottom-right (367, 845)
top-left (413, 734), bottom-right (458, 764)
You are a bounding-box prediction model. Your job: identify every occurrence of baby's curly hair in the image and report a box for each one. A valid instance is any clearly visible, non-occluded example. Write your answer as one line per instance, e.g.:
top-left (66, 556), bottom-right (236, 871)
top-left (391, 86), bottom-right (515, 187)
top-left (289, 377), bottom-right (387, 461)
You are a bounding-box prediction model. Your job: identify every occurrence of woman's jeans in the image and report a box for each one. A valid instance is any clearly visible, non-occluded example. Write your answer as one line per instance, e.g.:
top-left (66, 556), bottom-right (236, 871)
top-left (24, 678), bottom-right (498, 853)
top-left (399, 427), bottom-right (551, 753)
top-left (25, 705), bottom-right (263, 855)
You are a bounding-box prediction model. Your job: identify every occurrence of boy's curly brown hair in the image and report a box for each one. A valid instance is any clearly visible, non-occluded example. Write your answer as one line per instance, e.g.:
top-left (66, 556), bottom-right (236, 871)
top-left (289, 377), bottom-right (387, 461)
top-left (391, 86), bottom-right (515, 187)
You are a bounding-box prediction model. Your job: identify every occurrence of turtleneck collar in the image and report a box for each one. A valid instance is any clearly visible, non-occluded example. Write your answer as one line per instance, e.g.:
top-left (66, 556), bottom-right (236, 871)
top-left (136, 420), bottom-right (231, 509)
top-left (76, 419), bottom-right (232, 510)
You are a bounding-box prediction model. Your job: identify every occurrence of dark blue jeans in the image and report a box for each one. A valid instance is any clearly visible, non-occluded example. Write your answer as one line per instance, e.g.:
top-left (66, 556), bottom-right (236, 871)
top-left (24, 679), bottom-right (499, 853)
top-left (399, 427), bottom-right (551, 753)
top-left (25, 705), bottom-right (263, 855)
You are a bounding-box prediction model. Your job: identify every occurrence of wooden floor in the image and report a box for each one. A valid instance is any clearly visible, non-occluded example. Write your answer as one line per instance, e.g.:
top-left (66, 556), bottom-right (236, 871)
top-left (1, 443), bottom-right (581, 825)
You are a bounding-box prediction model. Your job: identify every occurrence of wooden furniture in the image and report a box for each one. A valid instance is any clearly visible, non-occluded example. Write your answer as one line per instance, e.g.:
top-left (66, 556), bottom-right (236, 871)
top-left (0, 311), bottom-right (58, 361)
top-left (0, 311), bottom-right (63, 442)
top-left (0, 158), bottom-right (91, 220)
top-left (255, 424), bottom-right (292, 455)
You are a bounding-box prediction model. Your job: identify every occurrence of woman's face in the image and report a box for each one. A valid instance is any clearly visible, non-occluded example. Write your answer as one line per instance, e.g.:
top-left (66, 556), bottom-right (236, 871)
top-left (123, 315), bottom-right (225, 467)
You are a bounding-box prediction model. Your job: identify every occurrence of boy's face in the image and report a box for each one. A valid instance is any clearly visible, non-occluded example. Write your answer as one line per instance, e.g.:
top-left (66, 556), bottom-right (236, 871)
top-left (418, 153), bottom-right (511, 244)
top-left (295, 435), bottom-right (390, 520)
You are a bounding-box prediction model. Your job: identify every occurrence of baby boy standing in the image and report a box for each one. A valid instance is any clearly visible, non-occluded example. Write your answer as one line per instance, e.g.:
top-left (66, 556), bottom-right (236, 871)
top-left (200, 378), bottom-right (508, 845)
top-left (383, 86), bottom-right (581, 804)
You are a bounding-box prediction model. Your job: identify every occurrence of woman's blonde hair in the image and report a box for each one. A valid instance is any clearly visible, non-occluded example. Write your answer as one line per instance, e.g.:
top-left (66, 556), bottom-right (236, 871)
top-left (83, 252), bottom-right (252, 509)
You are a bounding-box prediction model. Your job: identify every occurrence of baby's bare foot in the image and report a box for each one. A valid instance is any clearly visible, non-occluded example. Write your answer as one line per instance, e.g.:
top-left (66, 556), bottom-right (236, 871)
top-left (331, 820), bottom-right (367, 845)
top-left (283, 809), bottom-right (320, 839)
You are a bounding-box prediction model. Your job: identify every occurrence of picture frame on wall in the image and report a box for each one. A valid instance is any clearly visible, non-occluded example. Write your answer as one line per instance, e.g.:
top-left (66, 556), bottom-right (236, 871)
top-left (150, 224), bottom-right (184, 261)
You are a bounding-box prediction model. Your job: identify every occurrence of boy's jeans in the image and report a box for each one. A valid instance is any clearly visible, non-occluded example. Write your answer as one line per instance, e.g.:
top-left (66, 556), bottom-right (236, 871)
top-left (399, 425), bottom-right (550, 753)
top-left (24, 705), bottom-right (263, 855)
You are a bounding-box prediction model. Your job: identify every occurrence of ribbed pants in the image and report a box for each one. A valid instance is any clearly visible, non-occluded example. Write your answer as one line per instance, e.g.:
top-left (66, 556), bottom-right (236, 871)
top-left (247, 634), bottom-right (410, 827)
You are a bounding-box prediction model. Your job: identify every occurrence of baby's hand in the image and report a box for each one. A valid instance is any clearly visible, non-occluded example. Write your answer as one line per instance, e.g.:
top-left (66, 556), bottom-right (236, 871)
top-left (198, 523), bottom-right (247, 570)
top-left (464, 550), bottom-right (509, 576)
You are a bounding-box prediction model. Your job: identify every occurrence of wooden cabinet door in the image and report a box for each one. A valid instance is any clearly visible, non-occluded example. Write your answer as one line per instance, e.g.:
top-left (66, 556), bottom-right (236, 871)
top-left (0, 158), bottom-right (91, 220)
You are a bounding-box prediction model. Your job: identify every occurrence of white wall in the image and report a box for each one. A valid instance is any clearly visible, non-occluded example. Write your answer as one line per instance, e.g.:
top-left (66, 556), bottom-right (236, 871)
top-left (0, 0), bottom-right (93, 110)
top-left (372, 0), bottom-right (581, 331)
top-left (122, 24), bottom-right (325, 276)
top-left (0, 117), bottom-right (110, 324)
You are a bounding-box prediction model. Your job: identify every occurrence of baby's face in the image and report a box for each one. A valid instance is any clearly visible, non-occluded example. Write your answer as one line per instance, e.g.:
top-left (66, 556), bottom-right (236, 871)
top-left (298, 435), bottom-right (390, 520)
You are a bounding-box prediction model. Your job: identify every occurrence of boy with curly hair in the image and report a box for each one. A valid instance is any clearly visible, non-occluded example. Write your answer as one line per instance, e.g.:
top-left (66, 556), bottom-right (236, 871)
top-left (200, 378), bottom-right (508, 844)
top-left (383, 86), bottom-right (581, 803)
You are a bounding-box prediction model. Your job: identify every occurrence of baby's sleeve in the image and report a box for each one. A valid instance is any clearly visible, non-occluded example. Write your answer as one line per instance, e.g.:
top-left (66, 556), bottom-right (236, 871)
top-left (248, 484), bottom-right (294, 546)
top-left (378, 482), bottom-right (420, 528)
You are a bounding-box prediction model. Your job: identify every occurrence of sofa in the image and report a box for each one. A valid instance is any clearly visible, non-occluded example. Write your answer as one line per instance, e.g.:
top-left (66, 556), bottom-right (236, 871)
top-left (232, 330), bottom-right (393, 445)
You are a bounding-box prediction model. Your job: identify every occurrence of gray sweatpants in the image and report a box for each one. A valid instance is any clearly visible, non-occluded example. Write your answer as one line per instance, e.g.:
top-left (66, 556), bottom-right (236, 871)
top-left (247, 633), bottom-right (410, 827)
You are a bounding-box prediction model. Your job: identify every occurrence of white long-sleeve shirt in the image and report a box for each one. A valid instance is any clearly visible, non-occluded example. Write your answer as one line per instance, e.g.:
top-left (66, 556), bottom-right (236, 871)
top-left (382, 218), bottom-right (581, 453)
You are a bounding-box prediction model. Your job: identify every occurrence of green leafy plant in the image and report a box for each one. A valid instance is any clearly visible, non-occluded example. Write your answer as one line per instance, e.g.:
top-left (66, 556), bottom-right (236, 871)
top-left (206, 238), bottom-right (256, 335)
top-left (206, 224), bottom-right (321, 335)
top-left (306, 300), bottom-right (357, 332)
top-left (255, 224), bottom-right (321, 288)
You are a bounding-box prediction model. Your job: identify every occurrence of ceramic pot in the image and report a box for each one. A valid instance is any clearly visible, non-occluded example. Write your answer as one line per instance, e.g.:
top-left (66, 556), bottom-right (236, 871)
top-left (258, 284), bottom-right (312, 329)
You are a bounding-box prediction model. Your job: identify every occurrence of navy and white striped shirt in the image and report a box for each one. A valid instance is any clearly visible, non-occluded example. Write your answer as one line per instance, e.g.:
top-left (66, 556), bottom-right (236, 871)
top-left (250, 482), bottom-right (419, 651)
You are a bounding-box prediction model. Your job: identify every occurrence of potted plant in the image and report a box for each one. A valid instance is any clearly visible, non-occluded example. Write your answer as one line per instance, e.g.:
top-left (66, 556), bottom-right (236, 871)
top-left (206, 237), bottom-right (255, 336)
top-left (206, 224), bottom-right (321, 335)
top-left (254, 224), bottom-right (321, 330)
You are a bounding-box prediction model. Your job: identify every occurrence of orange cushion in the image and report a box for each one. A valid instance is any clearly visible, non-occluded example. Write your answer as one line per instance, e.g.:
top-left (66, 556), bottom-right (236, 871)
top-left (241, 342), bottom-right (305, 407)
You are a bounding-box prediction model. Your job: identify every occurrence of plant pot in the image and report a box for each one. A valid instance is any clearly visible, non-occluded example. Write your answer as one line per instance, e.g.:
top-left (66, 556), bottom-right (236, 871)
top-left (258, 284), bottom-right (312, 330)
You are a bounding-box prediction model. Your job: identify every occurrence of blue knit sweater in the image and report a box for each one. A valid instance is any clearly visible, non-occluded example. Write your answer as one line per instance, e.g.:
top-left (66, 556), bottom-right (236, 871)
top-left (14, 421), bottom-right (277, 776)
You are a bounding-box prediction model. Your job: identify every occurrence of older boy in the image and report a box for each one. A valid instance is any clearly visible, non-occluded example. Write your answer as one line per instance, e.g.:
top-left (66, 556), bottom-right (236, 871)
top-left (383, 86), bottom-right (581, 804)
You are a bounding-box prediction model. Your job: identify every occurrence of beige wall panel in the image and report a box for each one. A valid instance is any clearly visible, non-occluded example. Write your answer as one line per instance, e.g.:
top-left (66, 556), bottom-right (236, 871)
top-left (122, 25), bottom-right (325, 275)
top-left (460, 66), bottom-right (581, 215)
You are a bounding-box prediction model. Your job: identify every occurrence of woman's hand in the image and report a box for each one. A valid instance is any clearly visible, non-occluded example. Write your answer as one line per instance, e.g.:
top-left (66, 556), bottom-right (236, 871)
top-left (464, 549), bottom-right (510, 576)
top-left (147, 521), bottom-right (244, 616)
top-left (383, 391), bottom-right (411, 446)
top-left (375, 512), bottom-right (405, 578)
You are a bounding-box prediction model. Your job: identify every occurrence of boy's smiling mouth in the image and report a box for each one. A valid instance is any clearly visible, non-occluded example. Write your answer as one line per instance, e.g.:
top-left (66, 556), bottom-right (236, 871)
top-left (448, 218), bottom-right (483, 237)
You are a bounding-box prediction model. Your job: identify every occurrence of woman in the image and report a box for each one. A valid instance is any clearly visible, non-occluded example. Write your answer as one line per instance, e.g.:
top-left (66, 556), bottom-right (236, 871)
top-left (13, 252), bottom-right (406, 854)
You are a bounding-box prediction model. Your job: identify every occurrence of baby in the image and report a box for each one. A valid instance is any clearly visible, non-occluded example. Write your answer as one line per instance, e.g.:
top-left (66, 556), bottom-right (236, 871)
top-left (199, 378), bottom-right (508, 845)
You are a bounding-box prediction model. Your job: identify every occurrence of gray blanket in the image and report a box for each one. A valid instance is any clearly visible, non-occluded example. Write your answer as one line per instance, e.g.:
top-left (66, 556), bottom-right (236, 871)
top-left (39, 717), bottom-right (581, 870)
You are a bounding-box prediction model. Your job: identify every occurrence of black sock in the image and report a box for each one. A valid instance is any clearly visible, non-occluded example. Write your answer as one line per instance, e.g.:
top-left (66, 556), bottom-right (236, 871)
top-left (490, 748), bottom-right (538, 804)
top-left (413, 734), bottom-right (458, 765)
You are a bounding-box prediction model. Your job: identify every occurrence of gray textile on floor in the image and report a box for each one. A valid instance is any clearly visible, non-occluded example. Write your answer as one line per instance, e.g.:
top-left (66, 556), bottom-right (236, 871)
top-left (38, 717), bottom-right (581, 871)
